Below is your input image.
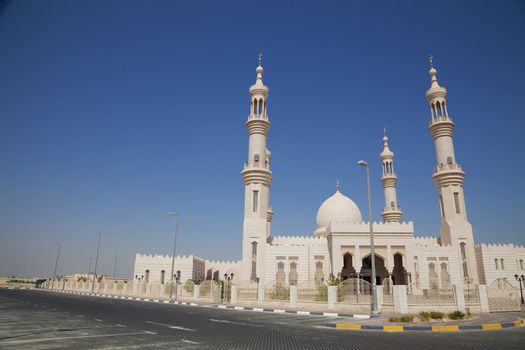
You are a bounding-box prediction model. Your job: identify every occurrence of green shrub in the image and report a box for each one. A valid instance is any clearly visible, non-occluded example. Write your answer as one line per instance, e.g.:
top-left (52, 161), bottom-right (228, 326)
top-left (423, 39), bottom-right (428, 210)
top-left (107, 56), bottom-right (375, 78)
top-left (389, 315), bottom-right (413, 323)
top-left (448, 311), bottom-right (465, 320)
top-left (418, 311), bottom-right (431, 321)
top-left (399, 315), bottom-right (414, 323)
top-left (429, 311), bottom-right (444, 319)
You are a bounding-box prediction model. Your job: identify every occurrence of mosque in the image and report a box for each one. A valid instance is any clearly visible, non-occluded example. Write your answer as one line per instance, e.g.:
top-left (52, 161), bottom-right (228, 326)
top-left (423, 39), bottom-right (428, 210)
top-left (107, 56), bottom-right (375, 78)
top-left (134, 57), bottom-right (525, 293)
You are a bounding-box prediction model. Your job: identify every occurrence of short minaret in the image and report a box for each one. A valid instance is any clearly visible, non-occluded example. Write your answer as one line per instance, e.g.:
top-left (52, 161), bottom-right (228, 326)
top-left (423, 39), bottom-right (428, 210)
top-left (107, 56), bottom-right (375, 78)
top-left (426, 56), bottom-right (478, 283)
top-left (380, 129), bottom-right (402, 222)
top-left (240, 53), bottom-right (273, 282)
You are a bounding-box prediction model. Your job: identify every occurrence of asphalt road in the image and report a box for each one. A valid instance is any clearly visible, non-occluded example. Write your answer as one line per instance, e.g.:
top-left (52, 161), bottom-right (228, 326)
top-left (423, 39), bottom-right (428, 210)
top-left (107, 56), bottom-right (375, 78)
top-left (1, 289), bottom-right (524, 349)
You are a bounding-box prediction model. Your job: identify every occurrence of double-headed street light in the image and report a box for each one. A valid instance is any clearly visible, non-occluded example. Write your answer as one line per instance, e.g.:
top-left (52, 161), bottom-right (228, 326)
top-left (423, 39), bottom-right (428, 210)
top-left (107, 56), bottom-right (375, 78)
top-left (358, 160), bottom-right (379, 315)
top-left (92, 233), bottom-right (101, 292)
top-left (515, 274), bottom-right (525, 304)
top-left (169, 212), bottom-right (179, 302)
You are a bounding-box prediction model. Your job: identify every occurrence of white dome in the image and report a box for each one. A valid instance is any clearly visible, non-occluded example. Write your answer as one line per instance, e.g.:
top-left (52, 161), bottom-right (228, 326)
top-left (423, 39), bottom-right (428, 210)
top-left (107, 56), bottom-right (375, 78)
top-left (315, 190), bottom-right (362, 237)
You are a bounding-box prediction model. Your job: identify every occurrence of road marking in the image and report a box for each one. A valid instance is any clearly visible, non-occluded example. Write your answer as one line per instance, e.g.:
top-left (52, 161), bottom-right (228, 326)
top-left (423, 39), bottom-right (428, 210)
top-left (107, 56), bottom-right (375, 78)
top-left (1, 332), bottom-right (154, 344)
top-left (94, 319), bottom-right (103, 322)
top-left (323, 312), bottom-right (338, 317)
top-left (144, 331), bottom-right (157, 334)
top-left (116, 324), bottom-right (127, 327)
top-left (208, 319), bottom-right (260, 327)
top-left (297, 311), bottom-right (310, 315)
top-left (217, 305), bottom-right (227, 309)
top-left (182, 339), bottom-right (201, 344)
top-left (145, 321), bottom-right (196, 331)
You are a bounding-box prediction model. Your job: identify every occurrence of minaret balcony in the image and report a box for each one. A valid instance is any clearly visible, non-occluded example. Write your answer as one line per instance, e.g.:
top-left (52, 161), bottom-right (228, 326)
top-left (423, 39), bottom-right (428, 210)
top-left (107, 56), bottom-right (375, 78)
top-left (243, 161), bottom-right (270, 170)
top-left (381, 175), bottom-right (398, 187)
top-left (241, 166), bottom-right (272, 185)
top-left (381, 209), bottom-right (403, 223)
top-left (432, 163), bottom-right (465, 187)
top-left (428, 118), bottom-right (454, 139)
top-left (246, 117), bottom-right (270, 135)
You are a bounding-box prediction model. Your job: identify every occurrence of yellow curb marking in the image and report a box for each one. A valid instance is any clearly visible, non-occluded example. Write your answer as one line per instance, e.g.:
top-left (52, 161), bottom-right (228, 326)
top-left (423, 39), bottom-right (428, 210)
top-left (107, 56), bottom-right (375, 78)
top-left (515, 320), bottom-right (524, 327)
top-left (383, 325), bottom-right (404, 332)
top-left (482, 323), bottom-right (502, 330)
top-left (432, 325), bottom-right (459, 332)
top-left (336, 324), bottom-right (362, 330)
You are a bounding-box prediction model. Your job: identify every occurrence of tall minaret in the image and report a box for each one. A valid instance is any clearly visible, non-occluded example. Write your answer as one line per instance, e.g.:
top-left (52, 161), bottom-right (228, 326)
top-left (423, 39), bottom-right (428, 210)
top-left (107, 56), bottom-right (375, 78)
top-left (426, 56), bottom-right (478, 283)
top-left (380, 129), bottom-right (402, 223)
top-left (240, 53), bottom-right (273, 282)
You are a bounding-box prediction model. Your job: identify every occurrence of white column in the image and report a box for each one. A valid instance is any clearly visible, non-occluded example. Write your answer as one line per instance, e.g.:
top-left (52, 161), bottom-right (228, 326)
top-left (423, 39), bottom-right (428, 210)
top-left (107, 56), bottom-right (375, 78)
top-left (146, 283), bottom-right (151, 298)
top-left (376, 285), bottom-right (383, 312)
top-left (257, 284), bottom-right (264, 305)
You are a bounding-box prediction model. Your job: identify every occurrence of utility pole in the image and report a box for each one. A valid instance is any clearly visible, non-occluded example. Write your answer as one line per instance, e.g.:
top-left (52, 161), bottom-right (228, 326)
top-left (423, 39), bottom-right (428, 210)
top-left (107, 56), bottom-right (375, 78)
top-left (92, 233), bottom-right (101, 292)
top-left (112, 254), bottom-right (118, 280)
top-left (51, 243), bottom-right (61, 289)
top-left (169, 212), bottom-right (179, 302)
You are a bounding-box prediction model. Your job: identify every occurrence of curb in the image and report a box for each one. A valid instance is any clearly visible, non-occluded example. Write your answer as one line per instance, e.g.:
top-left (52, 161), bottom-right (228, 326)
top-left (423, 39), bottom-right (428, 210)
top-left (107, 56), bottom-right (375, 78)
top-left (324, 319), bottom-right (525, 332)
top-left (211, 304), bottom-right (370, 319)
top-left (33, 289), bottom-right (370, 319)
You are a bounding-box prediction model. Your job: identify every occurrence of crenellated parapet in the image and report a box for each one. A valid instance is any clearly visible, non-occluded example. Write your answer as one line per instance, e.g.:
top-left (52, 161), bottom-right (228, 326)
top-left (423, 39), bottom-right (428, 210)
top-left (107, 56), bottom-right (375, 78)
top-left (270, 235), bottom-right (327, 246)
top-left (329, 221), bottom-right (414, 234)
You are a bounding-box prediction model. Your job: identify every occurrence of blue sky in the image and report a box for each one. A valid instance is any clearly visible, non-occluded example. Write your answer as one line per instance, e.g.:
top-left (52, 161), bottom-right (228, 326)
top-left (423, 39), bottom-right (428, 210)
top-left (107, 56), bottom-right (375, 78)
top-left (1, 0), bottom-right (524, 279)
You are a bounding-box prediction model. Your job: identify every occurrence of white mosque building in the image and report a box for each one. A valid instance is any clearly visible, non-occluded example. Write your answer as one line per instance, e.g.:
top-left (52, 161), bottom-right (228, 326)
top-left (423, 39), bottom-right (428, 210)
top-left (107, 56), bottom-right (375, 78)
top-left (134, 58), bottom-right (525, 293)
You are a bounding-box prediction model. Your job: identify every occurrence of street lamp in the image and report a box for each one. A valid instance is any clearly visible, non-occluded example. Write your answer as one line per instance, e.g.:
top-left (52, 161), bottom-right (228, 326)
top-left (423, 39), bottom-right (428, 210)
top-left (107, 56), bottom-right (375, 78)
top-left (51, 243), bottom-right (61, 290)
top-left (168, 212), bottom-right (179, 302)
top-left (92, 233), bottom-right (101, 292)
top-left (515, 274), bottom-right (525, 304)
top-left (358, 160), bottom-right (379, 315)
top-left (223, 273), bottom-right (234, 303)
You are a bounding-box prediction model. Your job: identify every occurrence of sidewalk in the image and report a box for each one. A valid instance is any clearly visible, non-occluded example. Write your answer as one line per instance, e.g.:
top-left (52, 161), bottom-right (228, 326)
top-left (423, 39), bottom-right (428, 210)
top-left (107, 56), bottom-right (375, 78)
top-left (325, 311), bottom-right (525, 332)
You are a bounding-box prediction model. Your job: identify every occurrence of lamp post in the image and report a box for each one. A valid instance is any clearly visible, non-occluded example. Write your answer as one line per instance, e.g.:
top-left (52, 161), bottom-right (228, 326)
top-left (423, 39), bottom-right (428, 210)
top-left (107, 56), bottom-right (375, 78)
top-left (92, 233), bottom-right (101, 292)
top-left (168, 212), bottom-right (179, 302)
top-left (224, 273), bottom-right (234, 303)
top-left (51, 243), bottom-right (61, 290)
top-left (112, 254), bottom-right (118, 280)
top-left (515, 274), bottom-right (525, 304)
top-left (358, 160), bottom-right (378, 314)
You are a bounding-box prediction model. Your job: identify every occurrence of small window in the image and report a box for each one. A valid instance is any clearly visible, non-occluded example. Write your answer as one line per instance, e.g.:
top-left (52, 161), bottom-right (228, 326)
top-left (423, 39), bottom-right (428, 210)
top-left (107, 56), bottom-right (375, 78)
top-left (454, 192), bottom-right (460, 214)
top-left (254, 154), bottom-right (260, 162)
top-left (446, 156), bottom-right (453, 164)
top-left (494, 258), bottom-right (499, 270)
top-left (520, 259), bottom-right (524, 270)
top-left (500, 258), bottom-right (504, 270)
top-left (253, 190), bottom-right (258, 212)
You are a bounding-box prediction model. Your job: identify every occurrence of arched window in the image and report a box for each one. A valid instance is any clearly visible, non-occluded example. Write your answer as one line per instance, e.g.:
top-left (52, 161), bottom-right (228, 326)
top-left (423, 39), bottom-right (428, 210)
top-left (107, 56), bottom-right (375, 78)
top-left (460, 242), bottom-right (469, 278)
top-left (145, 269), bottom-right (150, 283)
top-left (495, 258), bottom-right (499, 270)
top-left (289, 262), bottom-right (298, 286)
top-left (500, 259), bottom-right (505, 270)
top-left (254, 154), bottom-right (260, 163)
top-left (160, 270), bottom-right (165, 284)
top-left (314, 261), bottom-right (324, 285)
top-left (520, 259), bottom-right (524, 270)
top-left (428, 263), bottom-right (438, 289)
top-left (276, 262), bottom-right (285, 285)
top-left (440, 263), bottom-right (451, 288)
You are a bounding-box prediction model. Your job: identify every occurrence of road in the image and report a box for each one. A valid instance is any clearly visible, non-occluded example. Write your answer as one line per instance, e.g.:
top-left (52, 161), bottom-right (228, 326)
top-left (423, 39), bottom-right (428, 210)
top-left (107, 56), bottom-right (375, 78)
top-left (0, 289), bottom-right (524, 349)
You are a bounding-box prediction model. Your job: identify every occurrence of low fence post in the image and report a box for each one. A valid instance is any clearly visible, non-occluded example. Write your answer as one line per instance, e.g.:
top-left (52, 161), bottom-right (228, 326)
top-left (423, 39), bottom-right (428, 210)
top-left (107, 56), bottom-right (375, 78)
top-left (478, 284), bottom-right (490, 313)
top-left (393, 285), bottom-right (408, 314)
top-left (112, 282), bottom-right (117, 295)
top-left (375, 285), bottom-right (383, 312)
top-left (257, 284), bottom-right (264, 305)
top-left (289, 285), bottom-right (297, 307)
top-left (193, 285), bottom-right (200, 301)
top-left (231, 285), bottom-right (238, 304)
top-left (146, 283), bottom-right (151, 298)
top-left (454, 285), bottom-right (466, 311)
top-left (123, 282), bottom-right (128, 296)
top-left (160, 284), bottom-right (165, 299)
top-left (133, 282), bottom-right (139, 295)
top-left (327, 286), bottom-right (336, 310)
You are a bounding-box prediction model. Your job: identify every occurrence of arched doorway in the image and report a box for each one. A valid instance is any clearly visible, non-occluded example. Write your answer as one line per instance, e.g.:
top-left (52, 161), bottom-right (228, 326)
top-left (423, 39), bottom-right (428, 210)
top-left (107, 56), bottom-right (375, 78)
top-left (361, 254), bottom-right (388, 285)
top-left (392, 253), bottom-right (407, 285)
top-left (340, 253), bottom-right (357, 280)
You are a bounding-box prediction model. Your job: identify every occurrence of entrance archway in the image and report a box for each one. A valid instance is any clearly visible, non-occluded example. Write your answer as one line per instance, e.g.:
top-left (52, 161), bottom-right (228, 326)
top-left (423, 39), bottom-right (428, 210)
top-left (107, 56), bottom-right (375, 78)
top-left (360, 254), bottom-right (388, 285)
top-left (392, 253), bottom-right (407, 285)
top-left (340, 253), bottom-right (357, 280)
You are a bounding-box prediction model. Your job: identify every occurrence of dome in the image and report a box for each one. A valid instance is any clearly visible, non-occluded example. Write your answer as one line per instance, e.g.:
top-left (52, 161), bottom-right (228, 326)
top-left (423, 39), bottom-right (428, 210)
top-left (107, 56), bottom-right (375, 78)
top-left (315, 190), bottom-right (363, 237)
